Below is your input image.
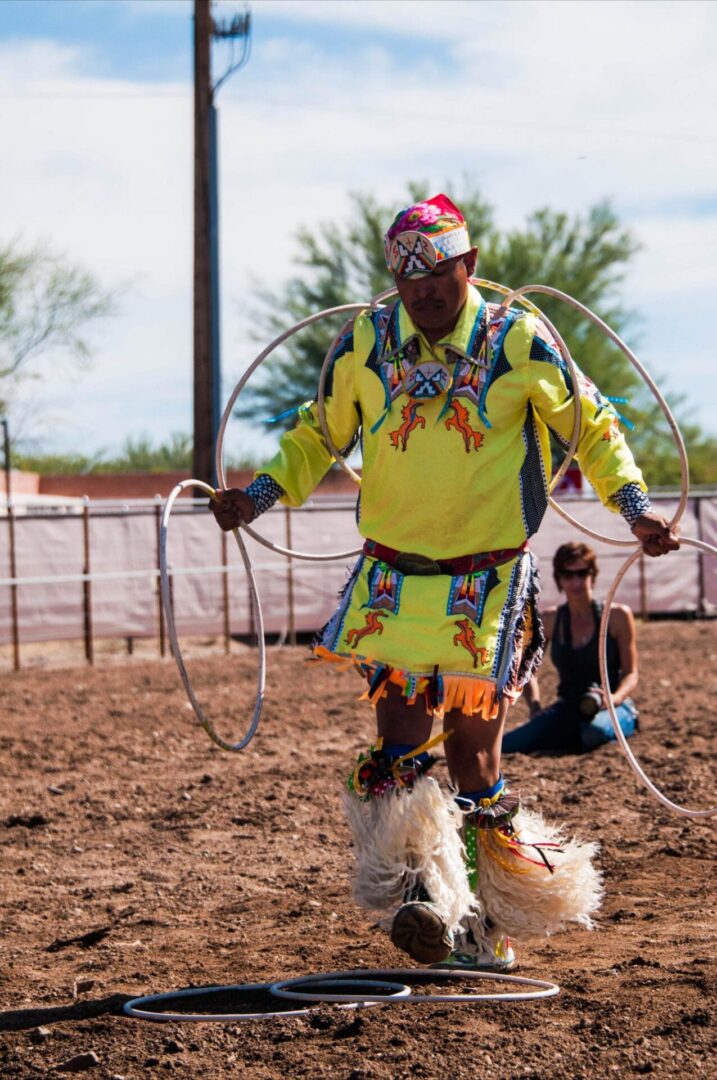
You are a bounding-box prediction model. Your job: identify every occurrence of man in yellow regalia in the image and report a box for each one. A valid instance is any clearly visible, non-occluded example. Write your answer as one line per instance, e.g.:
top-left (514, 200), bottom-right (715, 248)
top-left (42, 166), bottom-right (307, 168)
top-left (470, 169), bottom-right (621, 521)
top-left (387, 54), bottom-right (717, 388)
top-left (212, 194), bottom-right (678, 970)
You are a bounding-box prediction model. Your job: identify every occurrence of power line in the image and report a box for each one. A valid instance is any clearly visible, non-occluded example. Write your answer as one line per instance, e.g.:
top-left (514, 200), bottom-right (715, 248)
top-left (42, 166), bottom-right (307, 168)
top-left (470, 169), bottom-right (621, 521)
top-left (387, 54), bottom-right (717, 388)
top-left (2, 89), bottom-right (715, 147)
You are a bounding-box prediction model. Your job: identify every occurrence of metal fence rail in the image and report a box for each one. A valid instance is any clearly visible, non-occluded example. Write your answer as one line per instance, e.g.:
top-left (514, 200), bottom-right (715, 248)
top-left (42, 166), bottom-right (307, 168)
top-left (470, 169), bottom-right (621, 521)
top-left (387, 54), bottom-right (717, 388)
top-left (1, 493), bottom-right (715, 671)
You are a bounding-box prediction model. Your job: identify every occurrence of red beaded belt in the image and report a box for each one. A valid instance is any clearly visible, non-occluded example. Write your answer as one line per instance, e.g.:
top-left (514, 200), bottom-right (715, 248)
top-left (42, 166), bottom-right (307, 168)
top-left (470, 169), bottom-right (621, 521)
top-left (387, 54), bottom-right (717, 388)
top-left (362, 539), bottom-right (528, 577)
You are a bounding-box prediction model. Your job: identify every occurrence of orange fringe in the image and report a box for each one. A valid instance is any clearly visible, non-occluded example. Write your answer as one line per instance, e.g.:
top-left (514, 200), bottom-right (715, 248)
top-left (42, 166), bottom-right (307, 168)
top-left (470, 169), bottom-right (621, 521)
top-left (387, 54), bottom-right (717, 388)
top-left (311, 645), bottom-right (355, 673)
top-left (312, 646), bottom-right (499, 721)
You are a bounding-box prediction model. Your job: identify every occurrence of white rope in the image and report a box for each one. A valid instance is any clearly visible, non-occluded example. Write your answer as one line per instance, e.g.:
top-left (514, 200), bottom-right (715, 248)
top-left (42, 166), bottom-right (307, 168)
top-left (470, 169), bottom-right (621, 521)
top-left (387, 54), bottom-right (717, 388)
top-left (270, 967), bottom-right (560, 1005)
top-left (599, 535), bottom-right (717, 819)
top-left (0, 559), bottom-right (344, 589)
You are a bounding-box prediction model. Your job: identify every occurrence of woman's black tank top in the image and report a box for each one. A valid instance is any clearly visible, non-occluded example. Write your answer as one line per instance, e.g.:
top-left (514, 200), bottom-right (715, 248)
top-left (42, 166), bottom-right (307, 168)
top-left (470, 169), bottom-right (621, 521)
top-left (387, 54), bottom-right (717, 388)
top-left (551, 601), bottom-right (621, 704)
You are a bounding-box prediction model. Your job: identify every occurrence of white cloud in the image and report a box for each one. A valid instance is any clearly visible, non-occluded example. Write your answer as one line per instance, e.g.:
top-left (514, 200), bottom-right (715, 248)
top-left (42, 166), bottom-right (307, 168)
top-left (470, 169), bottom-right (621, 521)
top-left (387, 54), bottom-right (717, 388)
top-left (2, 1), bottom-right (717, 455)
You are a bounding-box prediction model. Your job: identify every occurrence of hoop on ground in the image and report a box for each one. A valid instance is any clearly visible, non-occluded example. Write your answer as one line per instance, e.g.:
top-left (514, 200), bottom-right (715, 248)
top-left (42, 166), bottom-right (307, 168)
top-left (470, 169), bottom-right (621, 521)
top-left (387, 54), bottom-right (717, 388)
top-left (268, 977), bottom-right (411, 1004)
top-left (123, 982), bottom-right (314, 1023)
top-left (160, 478), bottom-right (264, 752)
top-left (599, 535), bottom-right (717, 819)
top-left (316, 280), bottom-right (581, 497)
top-left (502, 284), bottom-right (689, 547)
top-left (270, 966), bottom-right (559, 1005)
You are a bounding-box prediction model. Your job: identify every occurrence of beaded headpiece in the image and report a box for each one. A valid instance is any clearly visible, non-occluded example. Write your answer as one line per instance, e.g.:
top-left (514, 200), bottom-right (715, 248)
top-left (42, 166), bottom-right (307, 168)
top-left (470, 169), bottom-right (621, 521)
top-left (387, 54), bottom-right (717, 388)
top-left (384, 194), bottom-right (471, 279)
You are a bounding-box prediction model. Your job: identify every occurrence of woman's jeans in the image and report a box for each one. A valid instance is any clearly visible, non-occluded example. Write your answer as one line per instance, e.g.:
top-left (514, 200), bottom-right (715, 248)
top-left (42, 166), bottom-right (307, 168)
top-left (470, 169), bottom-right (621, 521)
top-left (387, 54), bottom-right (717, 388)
top-left (502, 698), bottom-right (638, 755)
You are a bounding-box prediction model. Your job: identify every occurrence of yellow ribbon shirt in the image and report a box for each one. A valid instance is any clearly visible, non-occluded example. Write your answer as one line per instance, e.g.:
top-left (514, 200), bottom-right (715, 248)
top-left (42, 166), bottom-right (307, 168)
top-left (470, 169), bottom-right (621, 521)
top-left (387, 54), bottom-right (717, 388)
top-left (261, 285), bottom-right (645, 559)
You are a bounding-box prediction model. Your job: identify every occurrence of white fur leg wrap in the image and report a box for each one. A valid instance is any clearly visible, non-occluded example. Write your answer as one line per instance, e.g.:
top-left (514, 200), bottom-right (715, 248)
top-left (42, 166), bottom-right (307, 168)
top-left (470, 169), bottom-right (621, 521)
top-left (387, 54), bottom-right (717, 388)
top-left (475, 806), bottom-right (603, 941)
top-left (342, 775), bottom-right (477, 934)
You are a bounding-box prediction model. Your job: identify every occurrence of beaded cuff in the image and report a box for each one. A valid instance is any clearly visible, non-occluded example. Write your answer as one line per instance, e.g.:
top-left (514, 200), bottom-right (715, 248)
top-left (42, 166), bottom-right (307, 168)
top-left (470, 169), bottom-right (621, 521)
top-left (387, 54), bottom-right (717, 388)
top-left (614, 482), bottom-right (653, 527)
top-left (245, 474), bottom-right (285, 517)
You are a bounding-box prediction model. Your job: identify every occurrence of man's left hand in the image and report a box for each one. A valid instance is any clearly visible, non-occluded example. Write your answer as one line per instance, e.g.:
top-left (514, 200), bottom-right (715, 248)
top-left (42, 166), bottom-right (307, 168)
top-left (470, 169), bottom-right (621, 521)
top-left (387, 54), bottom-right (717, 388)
top-left (631, 512), bottom-right (680, 557)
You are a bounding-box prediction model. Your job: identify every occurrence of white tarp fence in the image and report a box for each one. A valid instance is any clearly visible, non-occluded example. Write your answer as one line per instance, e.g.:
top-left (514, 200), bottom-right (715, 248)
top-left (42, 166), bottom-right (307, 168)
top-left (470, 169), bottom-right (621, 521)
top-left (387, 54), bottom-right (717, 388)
top-left (1, 494), bottom-right (715, 649)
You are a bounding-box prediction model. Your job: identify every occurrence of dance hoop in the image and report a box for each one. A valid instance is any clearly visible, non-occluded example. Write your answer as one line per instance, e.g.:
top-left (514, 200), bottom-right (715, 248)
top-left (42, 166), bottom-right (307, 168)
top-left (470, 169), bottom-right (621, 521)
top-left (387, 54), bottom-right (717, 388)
top-left (123, 969), bottom-right (558, 1020)
top-left (167, 277), bottom-right (699, 788)
top-left (316, 280), bottom-right (582, 497)
top-left (215, 301), bottom-right (385, 563)
top-left (599, 535), bottom-right (717, 819)
top-left (160, 478), bottom-right (265, 752)
top-left (270, 967), bottom-right (559, 1005)
top-left (268, 977), bottom-right (411, 1004)
top-left (123, 982), bottom-right (314, 1023)
top-left (164, 279), bottom-right (576, 752)
top-left (501, 284), bottom-right (689, 546)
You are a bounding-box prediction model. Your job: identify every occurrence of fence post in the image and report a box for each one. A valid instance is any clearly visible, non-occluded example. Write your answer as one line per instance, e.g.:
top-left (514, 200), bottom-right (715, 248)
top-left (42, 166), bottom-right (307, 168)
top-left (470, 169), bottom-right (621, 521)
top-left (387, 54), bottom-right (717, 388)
top-left (695, 495), bottom-right (706, 614)
top-left (638, 550), bottom-right (648, 621)
top-left (82, 496), bottom-right (94, 665)
top-left (221, 527), bottom-right (230, 654)
top-left (7, 498), bottom-right (20, 672)
top-left (284, 505), bottom-right (296, 645)
top-left (154, 496), bottom-right (166, 658)
top-left (2, 420), bottom-right (20, 671)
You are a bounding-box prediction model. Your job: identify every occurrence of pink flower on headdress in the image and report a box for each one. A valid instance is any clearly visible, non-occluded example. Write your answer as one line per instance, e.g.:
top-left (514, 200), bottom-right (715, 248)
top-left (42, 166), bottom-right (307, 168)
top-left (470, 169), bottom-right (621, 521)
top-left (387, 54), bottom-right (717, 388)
top-left (386, 193), bottom-right (466, 243)
top-left (405, 201), bottom-right (443, 227)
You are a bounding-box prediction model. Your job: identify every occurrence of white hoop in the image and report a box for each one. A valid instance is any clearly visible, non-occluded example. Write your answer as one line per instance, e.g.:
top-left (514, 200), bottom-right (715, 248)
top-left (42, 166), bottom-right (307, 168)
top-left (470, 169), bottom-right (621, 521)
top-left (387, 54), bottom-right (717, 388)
top-left (270, 967), bottom-right (559, 1005)
top-left (268, 977), bottom-right (411, 1004)
top-left (502, 284), bottom-right (689, 547)
top-left (160, 479), bottom-right (265, 752)
top-left (215, 301), bottom-right (385, 563)
top-left (123, 982), bottom-right (314, 1023)
top-left (599, 535), bottom-right (717, 819)
top-left (171, 280), bottom-right (576, 753)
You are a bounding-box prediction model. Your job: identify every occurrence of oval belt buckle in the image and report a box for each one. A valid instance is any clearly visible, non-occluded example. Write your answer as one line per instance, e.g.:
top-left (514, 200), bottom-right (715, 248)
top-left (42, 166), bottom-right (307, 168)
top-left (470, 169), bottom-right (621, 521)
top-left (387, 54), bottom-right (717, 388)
top-left (403, 360), bottom-right (452, 401)
top-left (394, 551), bottom-right (442, 576)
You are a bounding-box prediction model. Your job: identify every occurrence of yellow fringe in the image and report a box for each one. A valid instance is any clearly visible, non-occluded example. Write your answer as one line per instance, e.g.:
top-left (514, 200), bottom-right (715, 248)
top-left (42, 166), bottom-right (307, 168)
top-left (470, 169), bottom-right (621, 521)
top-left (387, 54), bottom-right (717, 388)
top-left (312, 646), bottom-right (499, 720)
top-left (480, 829), bottom-right (533, 876)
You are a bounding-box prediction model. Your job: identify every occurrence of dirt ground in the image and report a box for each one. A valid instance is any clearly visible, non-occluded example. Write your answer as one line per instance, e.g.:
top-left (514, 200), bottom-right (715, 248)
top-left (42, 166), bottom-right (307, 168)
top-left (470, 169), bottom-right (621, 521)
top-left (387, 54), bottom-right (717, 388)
top-left (0, 621), bottom-right (715, 1080)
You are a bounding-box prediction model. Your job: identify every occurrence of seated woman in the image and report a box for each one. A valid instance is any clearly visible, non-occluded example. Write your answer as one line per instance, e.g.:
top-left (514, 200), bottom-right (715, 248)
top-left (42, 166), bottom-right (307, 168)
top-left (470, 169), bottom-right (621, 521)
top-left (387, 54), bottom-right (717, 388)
top-left (503, 541), bottom-right (639, 754)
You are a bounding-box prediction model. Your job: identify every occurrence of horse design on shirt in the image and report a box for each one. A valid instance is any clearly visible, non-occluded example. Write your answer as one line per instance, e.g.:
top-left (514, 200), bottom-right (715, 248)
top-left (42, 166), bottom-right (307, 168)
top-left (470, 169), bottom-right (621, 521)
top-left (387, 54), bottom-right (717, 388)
top-left (444, 401), bottom-right (483, 453)
top-left (389, 402), bottom-right (426, 451)
top-left (453, 618), bottom-right (490, 669)
top-left (346, 610), bottom-right (389, 647)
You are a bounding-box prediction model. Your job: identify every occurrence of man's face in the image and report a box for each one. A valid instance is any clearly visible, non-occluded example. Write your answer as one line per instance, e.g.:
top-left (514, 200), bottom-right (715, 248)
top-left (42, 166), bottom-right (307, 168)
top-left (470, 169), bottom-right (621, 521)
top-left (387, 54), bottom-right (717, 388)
top-left (395, 248), bottom-right (478, 342)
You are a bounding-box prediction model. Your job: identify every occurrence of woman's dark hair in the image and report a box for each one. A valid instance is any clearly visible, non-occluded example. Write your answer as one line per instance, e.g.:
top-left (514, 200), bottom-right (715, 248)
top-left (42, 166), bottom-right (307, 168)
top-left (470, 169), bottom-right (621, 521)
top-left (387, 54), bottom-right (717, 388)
top-left (553, 541), bottom-right (598, 588)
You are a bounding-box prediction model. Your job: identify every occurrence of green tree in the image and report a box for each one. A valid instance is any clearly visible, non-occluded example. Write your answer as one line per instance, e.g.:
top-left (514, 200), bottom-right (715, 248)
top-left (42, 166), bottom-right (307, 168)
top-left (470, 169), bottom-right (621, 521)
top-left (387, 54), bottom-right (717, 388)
top-left (98, 433), bottom-right (194, 473)
top-left (243, 183), bottom-right (715, 486)
top-left (0, 241), bottom-right (115, 422)
top-left (14, 432), bottom-right (258, 475)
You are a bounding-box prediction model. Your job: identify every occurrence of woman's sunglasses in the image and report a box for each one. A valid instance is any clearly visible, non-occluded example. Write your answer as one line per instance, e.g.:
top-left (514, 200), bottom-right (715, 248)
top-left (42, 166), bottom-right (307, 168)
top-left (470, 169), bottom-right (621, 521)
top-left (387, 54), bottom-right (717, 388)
top-left (560, 567), bottom-right (592, 579)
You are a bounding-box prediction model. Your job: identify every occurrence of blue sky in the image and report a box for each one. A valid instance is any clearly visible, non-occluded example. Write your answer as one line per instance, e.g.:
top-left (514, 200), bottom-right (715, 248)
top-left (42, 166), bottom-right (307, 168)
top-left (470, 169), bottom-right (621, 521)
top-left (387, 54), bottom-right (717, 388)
top-left (1, 0), bottom-right (716, 464)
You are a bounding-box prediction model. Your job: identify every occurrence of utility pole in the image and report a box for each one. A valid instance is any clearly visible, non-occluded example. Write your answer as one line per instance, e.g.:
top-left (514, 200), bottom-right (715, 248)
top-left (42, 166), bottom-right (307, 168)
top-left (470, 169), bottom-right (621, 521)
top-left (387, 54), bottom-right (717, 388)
top-left (193, 0), bottom-right (251, 488)
top-left (193, 0), bottom-right (214, 486)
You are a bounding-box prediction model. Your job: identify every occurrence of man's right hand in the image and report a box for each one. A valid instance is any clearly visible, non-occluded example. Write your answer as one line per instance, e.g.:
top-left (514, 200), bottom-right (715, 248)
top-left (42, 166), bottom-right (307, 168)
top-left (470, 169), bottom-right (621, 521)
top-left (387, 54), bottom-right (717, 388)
top-left (210, 488), bottom-right (257, 532)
